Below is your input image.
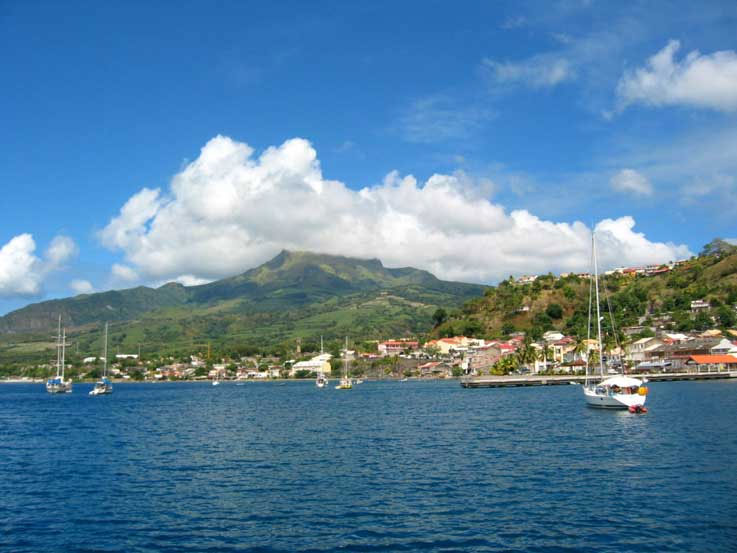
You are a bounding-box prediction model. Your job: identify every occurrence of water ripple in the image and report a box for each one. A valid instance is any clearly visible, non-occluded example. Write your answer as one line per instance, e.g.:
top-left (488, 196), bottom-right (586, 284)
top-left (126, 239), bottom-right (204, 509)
top-left (1, 380), bottom-right (736, 552)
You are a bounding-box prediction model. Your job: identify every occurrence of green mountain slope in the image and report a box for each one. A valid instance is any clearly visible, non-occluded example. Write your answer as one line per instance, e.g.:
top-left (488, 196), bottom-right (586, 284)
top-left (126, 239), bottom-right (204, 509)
top-left (434, 247), bottom-right (737, 341)
top-left (0, 251), bottom-right (485, 361)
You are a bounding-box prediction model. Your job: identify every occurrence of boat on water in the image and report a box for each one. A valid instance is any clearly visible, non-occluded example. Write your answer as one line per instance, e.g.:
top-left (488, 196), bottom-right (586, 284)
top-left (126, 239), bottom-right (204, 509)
top-left (90, 322), bottom-right (112, 396)
top-left (46, 316), bottom-right (72, 394)
top-left (583, 233), bottom-right (648, 411)
top-left (316, 336), bottom-right (329, 388)
top-left (335, 337), bottom-right (353, 390)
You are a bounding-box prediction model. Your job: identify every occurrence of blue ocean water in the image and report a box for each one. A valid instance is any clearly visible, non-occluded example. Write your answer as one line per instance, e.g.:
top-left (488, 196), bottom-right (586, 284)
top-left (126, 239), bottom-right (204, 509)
top-left (1, 380), bottom-right (736, 553)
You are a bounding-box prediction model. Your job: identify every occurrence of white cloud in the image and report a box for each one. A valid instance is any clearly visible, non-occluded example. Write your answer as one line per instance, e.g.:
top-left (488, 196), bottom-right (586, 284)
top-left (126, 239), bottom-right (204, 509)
top-left (398, 96), bottom-right (495, 143)
top-left (617, 40), bottom-right (737, 112)
top-left (482, 54), bottom-right (574, 88)
top-left (610, 169), bottom-right (653, 196)
top-left (70, 279), bottom-right (94, 295)
top-left (100, 135), bottom-right (692, 285)
top-left (46, 236), bottom-right (78, 268)
top-left (111, 263), bottom-right (139, 283)
top-left (0, 234), bottom-right (43, 297)
top-left (0, 234), bottom-right (78, 297)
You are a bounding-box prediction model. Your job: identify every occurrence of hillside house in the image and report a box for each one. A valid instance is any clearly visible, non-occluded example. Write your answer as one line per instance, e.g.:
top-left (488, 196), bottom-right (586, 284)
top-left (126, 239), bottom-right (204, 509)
top-left (690, 299), bottom-right (710, 312)
top-left (463, 344), bottom-right (502, 375)
top-left (378, 340), bottom-right (419, 356)
top-left (627, 337), bottom-right (664, 363)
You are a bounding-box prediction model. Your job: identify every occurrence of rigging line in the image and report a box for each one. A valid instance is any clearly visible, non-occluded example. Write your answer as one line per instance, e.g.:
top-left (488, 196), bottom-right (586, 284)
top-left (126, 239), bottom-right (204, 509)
top-left (601, 274), bottom-right (622, 357)
top-left (586, 236), bottom-right (594, 379)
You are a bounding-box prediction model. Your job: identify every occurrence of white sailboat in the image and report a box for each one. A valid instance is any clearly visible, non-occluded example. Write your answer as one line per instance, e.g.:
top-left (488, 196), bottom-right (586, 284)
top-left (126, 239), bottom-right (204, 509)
top-left (90, 322), bottom-right (112, 396)
top-left (316, 373), bottom-right (328, 388)
top-left (335, 337), bottom-right (352, 390)
top-left (46, 316), bottom-right (72, 394)
top-left (582, 233), bottom-right (648, 411)
top-left (316, 336), bottom-right (328, 388)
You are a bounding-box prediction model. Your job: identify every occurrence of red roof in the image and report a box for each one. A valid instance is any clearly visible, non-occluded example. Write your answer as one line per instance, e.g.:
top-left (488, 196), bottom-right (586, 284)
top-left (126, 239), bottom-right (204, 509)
top-left (688, 355), bottom-right (737, 364)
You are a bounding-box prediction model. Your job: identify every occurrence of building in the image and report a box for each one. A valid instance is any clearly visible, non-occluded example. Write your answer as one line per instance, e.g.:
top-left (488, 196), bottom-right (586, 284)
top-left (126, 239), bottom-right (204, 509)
top-left (289, 353), bottom-right (331, 377)
top-left (417, 361), bottom-right (453, 378)
top-left (378, 340), bottom-right (419, 356)
top-left (690, 299), bottom-right (710, 312)
top-left (424, 336), bottom-right (485, 355)
top-left (684, 355), bottom-right (737, 372)
top-left (648, 338), bottom-right (721, 363)
top-left (463, 344), bottom-right (502, 375)
top-left (627, 337), bottom-right (664, 363)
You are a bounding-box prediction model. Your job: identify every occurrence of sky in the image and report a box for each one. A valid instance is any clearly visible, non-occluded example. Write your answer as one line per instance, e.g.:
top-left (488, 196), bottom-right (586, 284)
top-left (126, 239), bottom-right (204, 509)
top-left (1, 0), bottom-right (737, 315)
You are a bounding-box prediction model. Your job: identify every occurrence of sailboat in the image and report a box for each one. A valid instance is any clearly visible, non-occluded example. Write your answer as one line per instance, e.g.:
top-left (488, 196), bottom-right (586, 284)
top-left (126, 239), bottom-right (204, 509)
top-left (582, 233), bottom-right (648, 410)
top-left (90, 322), bottom-right (113, 396)
top-left (316, 336), bottom-right (328, 388)
top-left (335, 337), bottom-right (353, 390)
top-left (316, 373), bottom-right (328, 388)
top-left (46, 316), bottom-right (72, 394)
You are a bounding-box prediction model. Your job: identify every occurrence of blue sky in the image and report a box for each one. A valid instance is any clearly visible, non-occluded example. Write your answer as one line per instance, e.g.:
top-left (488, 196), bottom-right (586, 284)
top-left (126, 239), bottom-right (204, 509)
top-left (1, 0), bottom-right (736, 315)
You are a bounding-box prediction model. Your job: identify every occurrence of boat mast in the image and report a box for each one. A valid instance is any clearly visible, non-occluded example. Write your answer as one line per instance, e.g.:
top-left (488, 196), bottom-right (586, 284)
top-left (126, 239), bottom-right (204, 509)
top-left (56, 315), bottom-right (62, 378)
top-left (103, 322), bottom-right (108, 378)
top-left (592, 233), bottom-right (605, 379)
top-left (344, 336), bottom-right (348, 379)
top-left (61, 328), bottom-right (66, 380)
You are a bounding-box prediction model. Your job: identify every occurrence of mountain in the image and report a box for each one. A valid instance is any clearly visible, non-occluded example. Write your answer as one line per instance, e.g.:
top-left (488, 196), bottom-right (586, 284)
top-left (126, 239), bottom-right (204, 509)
top-left (432, 249), bottom-right (737, 341)
top-left (0, 251), bottom-right (485, 361)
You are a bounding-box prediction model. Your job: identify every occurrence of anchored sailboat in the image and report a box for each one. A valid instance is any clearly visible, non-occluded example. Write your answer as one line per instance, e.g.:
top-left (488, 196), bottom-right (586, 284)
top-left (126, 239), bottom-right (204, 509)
top-left (335, 337), bottom-right (353, 390)
top-left (582, 233), bottom-right (648, 410)
top-left (46, 316), bottom-right (72, 394)
top-left (316, 336), bottom-right (329, 388)
top-left (90, 322), bottom-right (113, 396)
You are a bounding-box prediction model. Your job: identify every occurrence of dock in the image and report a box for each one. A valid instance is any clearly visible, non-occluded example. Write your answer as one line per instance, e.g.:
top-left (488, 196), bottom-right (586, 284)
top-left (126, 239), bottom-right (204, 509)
top-left (460, 371), bottom-right (737, 388)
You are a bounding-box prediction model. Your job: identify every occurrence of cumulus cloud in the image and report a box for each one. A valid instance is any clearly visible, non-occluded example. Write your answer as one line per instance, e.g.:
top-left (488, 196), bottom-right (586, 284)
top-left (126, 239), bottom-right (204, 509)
top-left (100, 136), bottom-right (692, 285)
top-left (70, 279), bottom-right (94, 295)
top-left (617, 40), bottom-right (737, 112)
top-left (0, 234), bottom-right (78, 297)
top-left (610, 169), bottom-right (653, 196)
top-left (46, 236), bottom-right (78, 268)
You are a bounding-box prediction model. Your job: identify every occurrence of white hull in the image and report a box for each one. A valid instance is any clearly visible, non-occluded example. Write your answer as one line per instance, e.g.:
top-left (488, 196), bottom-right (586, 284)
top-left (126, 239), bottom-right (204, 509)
top-left (583, 385), bottom-right (646, 409)
top-left (89, 383), bottom-right (112, 395)
top-left (46, 381), bottom-right (72, 394)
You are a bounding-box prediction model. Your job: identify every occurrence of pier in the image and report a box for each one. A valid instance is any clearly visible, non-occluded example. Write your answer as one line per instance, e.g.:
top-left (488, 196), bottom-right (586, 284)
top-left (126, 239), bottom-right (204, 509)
top-left (460, 371), bottom-right (737, 388)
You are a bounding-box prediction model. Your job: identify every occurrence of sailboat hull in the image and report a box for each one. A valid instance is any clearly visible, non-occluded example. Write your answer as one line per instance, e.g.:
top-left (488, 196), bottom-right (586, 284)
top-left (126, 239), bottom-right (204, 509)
top-left (583, 386), bottom-right (646, 409)
top-left (46, 381), bottom-right (72, 394)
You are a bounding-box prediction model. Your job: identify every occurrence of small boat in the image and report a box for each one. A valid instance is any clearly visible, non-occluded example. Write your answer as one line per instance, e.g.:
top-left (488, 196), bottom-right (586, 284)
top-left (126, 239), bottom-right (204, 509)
top-left (335, 337), bottom-right (353, 390)
top-left (212, 380), bottom-right (220, 386)
top-left (583, 233), bottom-right (647, 410)
top-left (354, 379), bottom-right (364, 384)
top-left (316, 373), bottom-right (328, 388)
top-left (90, 322), bottom-right (112, 396)
top-left (46, 317), bottom-right (72, 394)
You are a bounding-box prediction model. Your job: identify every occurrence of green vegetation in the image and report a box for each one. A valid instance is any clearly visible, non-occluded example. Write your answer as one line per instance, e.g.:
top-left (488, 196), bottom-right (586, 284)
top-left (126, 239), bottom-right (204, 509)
top-left (0, 251), bottom-right (484, 364)
top-left (433, 247), bottom-right (737, 342)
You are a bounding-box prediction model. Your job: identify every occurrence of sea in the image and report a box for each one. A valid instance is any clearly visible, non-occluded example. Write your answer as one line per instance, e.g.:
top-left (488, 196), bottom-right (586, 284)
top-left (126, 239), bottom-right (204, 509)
top-left (1, 379), bottom-right (736, 553)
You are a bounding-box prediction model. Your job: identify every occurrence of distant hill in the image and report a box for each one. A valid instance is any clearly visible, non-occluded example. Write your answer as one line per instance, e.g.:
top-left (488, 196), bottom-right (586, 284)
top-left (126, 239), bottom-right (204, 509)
top-left (0, 251), bottom-right (485, 361)
top-left (432, 249), bottom-right (737, 341)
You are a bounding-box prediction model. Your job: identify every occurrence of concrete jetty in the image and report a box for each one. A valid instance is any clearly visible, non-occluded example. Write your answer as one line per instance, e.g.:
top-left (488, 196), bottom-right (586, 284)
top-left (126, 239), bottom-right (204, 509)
top-left (460, 371), bottom-right (737, 388)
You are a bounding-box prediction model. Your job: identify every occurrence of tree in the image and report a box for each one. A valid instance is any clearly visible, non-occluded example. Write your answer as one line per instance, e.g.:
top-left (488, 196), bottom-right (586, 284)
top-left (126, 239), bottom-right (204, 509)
top-left (701, 238), bottom-right (737, 257)
top-left (717, 306), bottom-right (736, 328)
top-left (501, 322), bottom-right (515, 336)
top-left (546, 303), bottom-right (563, 319)
top-left (432, 308), bottom-right (448, 327)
